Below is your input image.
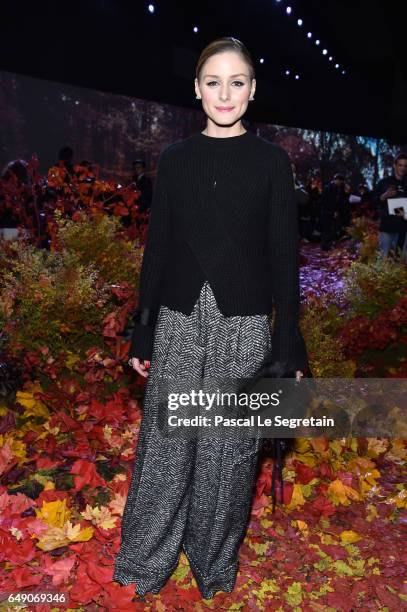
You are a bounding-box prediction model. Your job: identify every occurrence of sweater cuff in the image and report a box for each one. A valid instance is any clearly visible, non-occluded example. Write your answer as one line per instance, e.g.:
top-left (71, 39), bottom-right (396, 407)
top-left (270, 325), bottom-right (310, 373)
top-left (129, 323), bottom-right (155, 361)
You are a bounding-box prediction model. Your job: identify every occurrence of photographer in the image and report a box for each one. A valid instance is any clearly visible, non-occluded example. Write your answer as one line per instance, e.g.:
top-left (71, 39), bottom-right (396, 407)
top-left (374, 152), bottom-right (407, 257)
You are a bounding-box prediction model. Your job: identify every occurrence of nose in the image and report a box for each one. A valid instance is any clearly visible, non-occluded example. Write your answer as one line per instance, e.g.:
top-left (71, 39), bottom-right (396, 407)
top-left (219, 85), bottom-right (230, 101)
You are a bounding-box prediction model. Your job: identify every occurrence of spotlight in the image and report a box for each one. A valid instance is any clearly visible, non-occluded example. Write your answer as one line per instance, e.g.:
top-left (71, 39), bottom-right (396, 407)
top-left (307, 32), bottom-right (312, 38)
top-left (295, 74), bottom-right (299, 80)
top-left (342, 70), bottom-right (346, 74)
top-left (315, 39), bottom-right (320, 45)
top-left (322, 49), bottom-right (327, 55)
top-left (193, 26), bottom-right (198, 33)
top-left (286, 6), bottom-right (292, 14)
top-left (285, 69), bottom-right (290, 75)
top-left (147, 3), bottom-right (155, 13)
top-left (297, 19), bottom-right (303, 26)
top-left (335, 63), bottom-right (339, 69)
top-left (329, 56), bottom-right (333, 61)
top-left (259, 58), bottom-right (265, 64)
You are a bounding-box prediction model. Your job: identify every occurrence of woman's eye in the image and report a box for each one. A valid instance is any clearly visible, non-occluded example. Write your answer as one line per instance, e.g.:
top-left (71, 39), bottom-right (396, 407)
top-left (206, 81), bottom-right (245, 87)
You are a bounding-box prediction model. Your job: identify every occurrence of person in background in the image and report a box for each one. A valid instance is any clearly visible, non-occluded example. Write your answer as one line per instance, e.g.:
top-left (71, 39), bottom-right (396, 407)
top-left (291, 162), bottom-right (311, 242)
top-left (306, 174), bottom-right (322, 241)
top-left (320, 173), bottom-right (347, 251)
top-left (374, 152), bottom-right (407, 258)
top-left (132, 158), bottom-right (153, 215)
top-left (348, 184), bottom-right (374, 218)
top-left (0, 160), bottom-right (30, 240)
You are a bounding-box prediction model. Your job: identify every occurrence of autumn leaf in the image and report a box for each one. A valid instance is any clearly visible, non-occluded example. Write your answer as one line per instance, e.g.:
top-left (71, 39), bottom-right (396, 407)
top-left (16, 389), bottom-right (50, 419)
top-left (70, 459), bottom-right (106, 491)
top-left (327, 479), bottom-right (360, 506)
top-left (80, 504), bottom-right (117, 529)
top-left (35, 498), bottom-right (71, 528)
top-left (108, 492), bottom-right (126, 516)
top-left (42, 555), bottom-right (76, 586)
top-left (286, 483), bottom-right (306, 510)
top-left (340, 530), bottom-right (361, 544)
top-left (36, 521), bottom-right (94, 551)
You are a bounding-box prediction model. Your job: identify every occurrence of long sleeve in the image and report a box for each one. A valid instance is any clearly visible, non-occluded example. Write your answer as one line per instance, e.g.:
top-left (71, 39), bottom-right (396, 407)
top-left (268, 147), bottom-right (309, 372)
top-left (129, 149), bottom-right (170, 360)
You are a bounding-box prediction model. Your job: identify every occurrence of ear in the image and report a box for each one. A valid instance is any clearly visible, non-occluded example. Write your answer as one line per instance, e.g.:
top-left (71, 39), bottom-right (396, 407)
top-left (194, 78), bottom-right (201, 98)
top-left (250, 78), bottom-right (256, 98)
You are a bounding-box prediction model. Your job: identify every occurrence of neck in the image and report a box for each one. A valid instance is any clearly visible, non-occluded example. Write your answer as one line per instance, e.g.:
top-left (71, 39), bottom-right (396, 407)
top-left (202, 123), bottom-right (246, 138)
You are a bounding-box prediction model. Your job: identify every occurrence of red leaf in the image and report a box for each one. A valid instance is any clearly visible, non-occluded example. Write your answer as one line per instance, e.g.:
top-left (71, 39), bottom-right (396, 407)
top-left (69, 562), bottom-right (102, 604)
top-left (70, 459), bottom-right (106, 491)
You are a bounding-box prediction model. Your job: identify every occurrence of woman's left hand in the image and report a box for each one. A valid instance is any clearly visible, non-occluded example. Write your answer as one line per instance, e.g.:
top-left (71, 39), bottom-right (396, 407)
top-left (296, 370), bottom-right (304, 382)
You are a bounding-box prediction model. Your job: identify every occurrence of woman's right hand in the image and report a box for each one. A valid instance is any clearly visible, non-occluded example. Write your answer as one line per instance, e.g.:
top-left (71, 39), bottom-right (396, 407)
top-left (128, 357), bottom-right (151, 378)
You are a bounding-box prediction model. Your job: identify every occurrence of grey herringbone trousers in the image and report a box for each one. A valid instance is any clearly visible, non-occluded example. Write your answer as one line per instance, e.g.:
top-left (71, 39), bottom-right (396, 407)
top-left (114, 281), bottom-right (272, 599)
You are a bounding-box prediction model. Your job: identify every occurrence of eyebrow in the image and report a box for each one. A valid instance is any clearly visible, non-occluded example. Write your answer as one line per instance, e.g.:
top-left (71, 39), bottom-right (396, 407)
top-left (203, 73), bottom-right (248, 78)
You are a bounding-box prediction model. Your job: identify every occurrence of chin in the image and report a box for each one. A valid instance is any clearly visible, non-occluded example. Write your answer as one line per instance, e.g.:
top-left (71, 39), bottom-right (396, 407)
top-left (211, 114), bottom-right (240, 126)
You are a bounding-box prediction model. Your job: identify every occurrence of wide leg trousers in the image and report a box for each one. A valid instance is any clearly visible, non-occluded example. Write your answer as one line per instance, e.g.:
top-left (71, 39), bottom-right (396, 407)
top-left (114, 281), bottom-right (272, 599)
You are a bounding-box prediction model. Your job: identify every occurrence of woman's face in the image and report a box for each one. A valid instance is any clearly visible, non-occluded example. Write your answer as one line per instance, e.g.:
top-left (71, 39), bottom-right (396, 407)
top-left (195, 51), bottom-right (255, 128)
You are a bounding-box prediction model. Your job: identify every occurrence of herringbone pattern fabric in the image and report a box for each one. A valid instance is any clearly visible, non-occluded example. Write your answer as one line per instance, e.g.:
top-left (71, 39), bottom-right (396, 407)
top-left (114, 281), bottom-right (272, 599)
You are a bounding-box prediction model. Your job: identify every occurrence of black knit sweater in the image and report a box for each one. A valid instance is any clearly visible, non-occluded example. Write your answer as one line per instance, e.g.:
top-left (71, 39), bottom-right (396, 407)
top-left (129, 129), bottom-right (309, 371)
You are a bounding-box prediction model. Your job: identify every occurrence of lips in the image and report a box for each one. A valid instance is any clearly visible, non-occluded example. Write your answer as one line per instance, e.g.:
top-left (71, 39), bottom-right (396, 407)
top-left (216, 107), bottom-right (234, 112)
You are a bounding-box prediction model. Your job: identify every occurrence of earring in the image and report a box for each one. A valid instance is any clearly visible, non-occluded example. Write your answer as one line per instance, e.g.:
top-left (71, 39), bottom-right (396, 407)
top-left (196, 95), bottom-right (201, 99)
top-left (249, 96), bottom-right (255, 101)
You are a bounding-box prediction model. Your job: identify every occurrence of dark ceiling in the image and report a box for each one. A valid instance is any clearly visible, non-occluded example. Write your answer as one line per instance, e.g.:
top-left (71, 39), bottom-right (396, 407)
top-left (1, 0), bottom-right (406, 143)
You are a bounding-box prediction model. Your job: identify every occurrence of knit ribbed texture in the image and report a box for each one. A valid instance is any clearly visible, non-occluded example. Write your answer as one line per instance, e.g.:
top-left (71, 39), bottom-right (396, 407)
top-left (130, 129), bottom-right (309, 371)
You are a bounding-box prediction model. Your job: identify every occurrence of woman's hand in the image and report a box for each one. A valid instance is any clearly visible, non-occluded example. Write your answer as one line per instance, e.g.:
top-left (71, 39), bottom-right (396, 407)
top-left (295, 370), bottom-right (304, 382)
top-left (128, 357), bottom-right (150, 378)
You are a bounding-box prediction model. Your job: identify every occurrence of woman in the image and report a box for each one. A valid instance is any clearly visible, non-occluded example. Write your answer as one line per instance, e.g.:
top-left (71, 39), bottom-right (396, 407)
top-left (114, 37), bottom-right (309, 599)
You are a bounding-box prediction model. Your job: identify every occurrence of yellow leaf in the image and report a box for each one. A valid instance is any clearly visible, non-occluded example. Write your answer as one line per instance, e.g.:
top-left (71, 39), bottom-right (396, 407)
top-left (327, 480), bottom-right (360, 506)
top-left (329, 440), bottom-right (345, 456)
top-left (66, 521), bottom-right (93, 542)
top-left (80, 504), bottom-right (117, 529)
top-left (385, 439), bottom-right (406, 462)
top-left (283, 581), bottom-right (303, 606)
top-left (74, 526), bottom-right (95, 542)
top-left (340, 530), bottom-right (361, 544)
top-left (16, 390), bottom-right (50, 419)
top-left (294, 438), bottom-right (312, 454)
top-left (319, 533), bottom-right (336, 545)
top-left (36, 499), bottom-right (71, 528)
top-left (10, 439), bottom-right (27, 464)
top-left (387, 489), bottom-right (407, 509)
top-left (287, 483), bottom-right (306, 510)
top-left (292, 520), bottom-right (308, 536)
top-left (248, 541), bottom-right (269, 556)
top-left (367, 438), bottom-right (388, 457)
top-left (36, 521), bottom-right (93, 551)
top-left (366, 503), bottom-right (378, 522)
